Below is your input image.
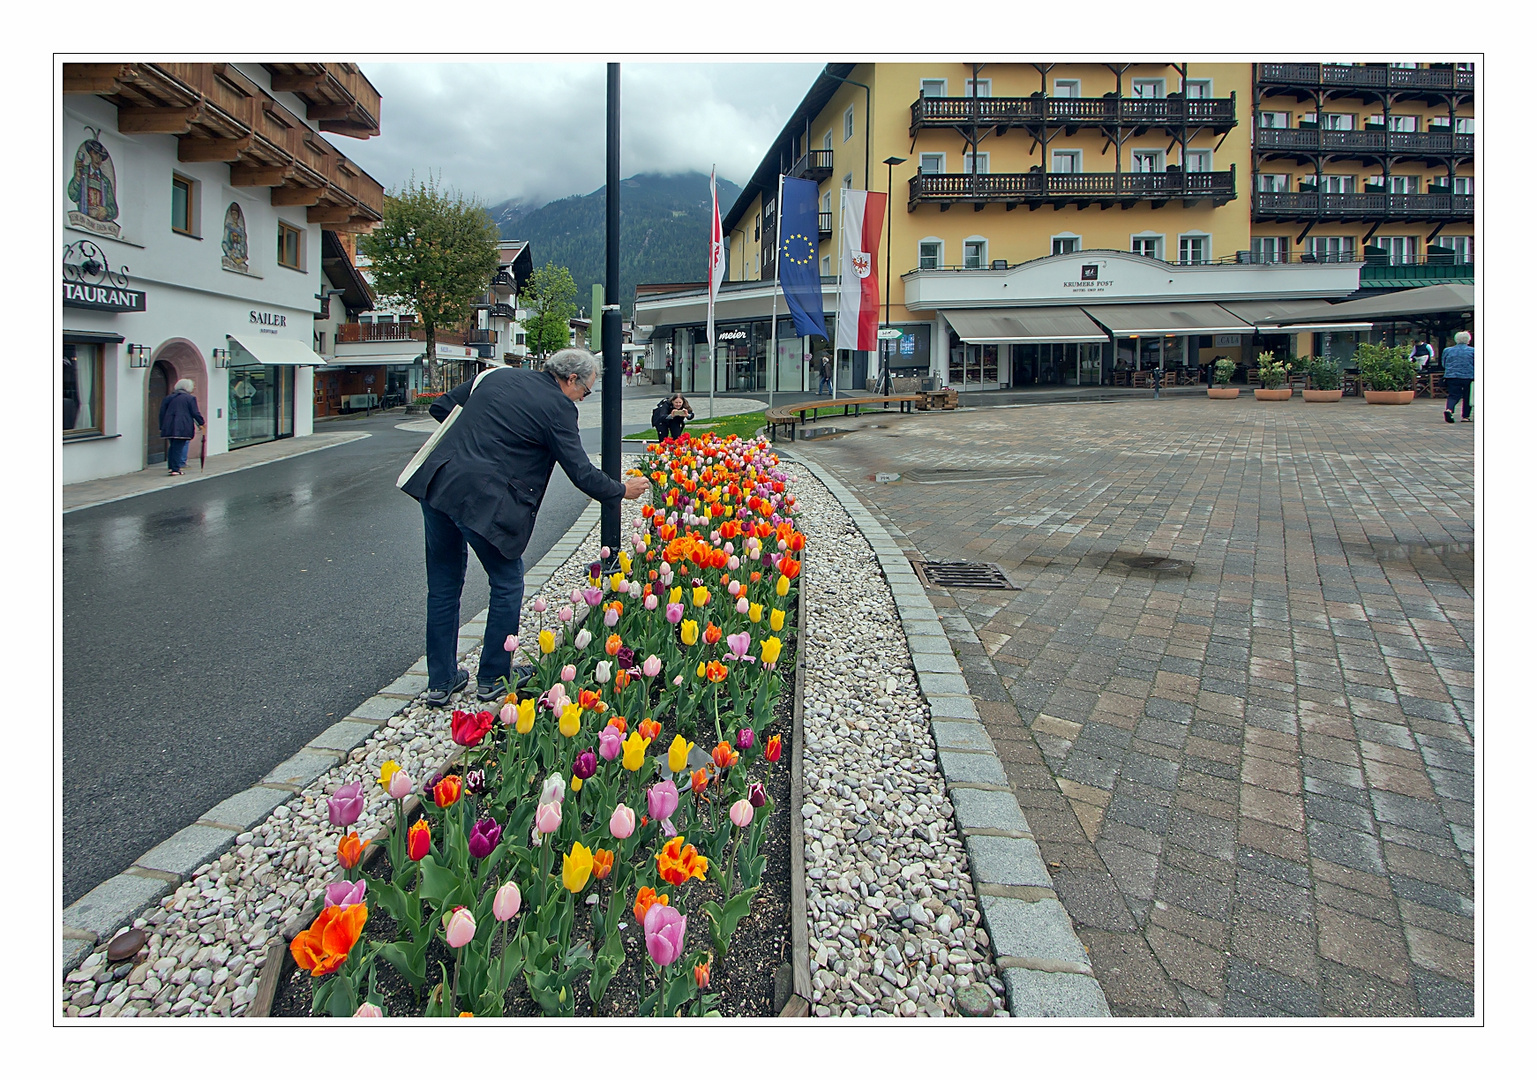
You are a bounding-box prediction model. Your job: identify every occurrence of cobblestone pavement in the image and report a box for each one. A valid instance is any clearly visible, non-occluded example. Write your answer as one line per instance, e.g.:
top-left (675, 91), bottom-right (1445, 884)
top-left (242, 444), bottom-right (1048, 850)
top-left (794, 396), bottom-right (1475, 1017)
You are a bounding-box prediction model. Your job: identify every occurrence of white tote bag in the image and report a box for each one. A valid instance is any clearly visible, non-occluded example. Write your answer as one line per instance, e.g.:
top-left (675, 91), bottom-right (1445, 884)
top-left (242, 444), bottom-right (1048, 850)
top-left (396, 367), bottom-right (501, 490)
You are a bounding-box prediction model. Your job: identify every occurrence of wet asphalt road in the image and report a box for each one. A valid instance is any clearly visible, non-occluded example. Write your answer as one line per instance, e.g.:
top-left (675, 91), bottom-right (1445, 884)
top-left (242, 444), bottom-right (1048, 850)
top-left (61, 407), bottom-right (641, 906)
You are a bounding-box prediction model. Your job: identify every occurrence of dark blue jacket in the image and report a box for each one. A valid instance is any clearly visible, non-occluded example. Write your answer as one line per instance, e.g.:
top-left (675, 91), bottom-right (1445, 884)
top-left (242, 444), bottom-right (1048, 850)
top-left (158, 389), bottom-right (205, 440)
top-left (401, 367), bottom-right (626, 560)
top-left (1441, 344), bottom-right (1475, 380)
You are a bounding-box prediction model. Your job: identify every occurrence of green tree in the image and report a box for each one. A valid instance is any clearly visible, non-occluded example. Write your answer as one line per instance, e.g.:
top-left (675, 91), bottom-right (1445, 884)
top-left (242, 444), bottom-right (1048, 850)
top-left (524, 262), bottom-right (579, 359)
top-left (359, 174), bottom-right (500, 390)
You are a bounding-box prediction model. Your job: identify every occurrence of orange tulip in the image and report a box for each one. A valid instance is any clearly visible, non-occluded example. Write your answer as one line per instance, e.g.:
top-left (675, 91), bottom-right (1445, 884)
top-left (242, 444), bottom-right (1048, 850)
top-left (704, 622), bottom-right (722, 645)
top-left (578, 688), bottom-right (603, 711)
top-left (593, 848), bottom-right (615, 880)
top-left (656, 835), bottom-right (709, 886)
top-left (434, 775), bottom-right (462, 808)
top-left (607, 715), bottom-right (628, 734)
top-left (705, 660), bottom-right (728, 683)
top-left (337, 832), bottom-right (368, 870)
top-left (290, 903), bottom-right (368, 977)
top-left (633, 885), bottom-right (669, 923)
top-left (712, 741), bottom-right (739, 769)
top-left (638, 718), bottom-right (662, 741)
top-left (606, 634), bottom-right (622, 656)
top-left (614, 669), bottom-right (632, 691)
top-left (779, 557), bottom-right (801, 580)
top-left (691, 767), bottom-right (709, 794)
top-left (695, 960), bottom-right (711, 989)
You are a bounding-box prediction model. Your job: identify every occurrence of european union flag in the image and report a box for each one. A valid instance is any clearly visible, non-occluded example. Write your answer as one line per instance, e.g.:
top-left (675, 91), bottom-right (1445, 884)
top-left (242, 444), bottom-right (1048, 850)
top-left (778, 176), bottom-right (826, 339)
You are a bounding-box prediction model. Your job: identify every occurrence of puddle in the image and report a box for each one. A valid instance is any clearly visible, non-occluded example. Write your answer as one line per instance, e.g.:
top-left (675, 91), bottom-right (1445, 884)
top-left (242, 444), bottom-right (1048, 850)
top-left (903, 467), bottom-right (1048, 484)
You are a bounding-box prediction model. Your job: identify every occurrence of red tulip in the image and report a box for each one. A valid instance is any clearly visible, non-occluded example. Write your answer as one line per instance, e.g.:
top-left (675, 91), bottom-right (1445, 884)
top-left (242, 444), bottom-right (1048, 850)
top-left (408, 819), bottom-right (430, 861)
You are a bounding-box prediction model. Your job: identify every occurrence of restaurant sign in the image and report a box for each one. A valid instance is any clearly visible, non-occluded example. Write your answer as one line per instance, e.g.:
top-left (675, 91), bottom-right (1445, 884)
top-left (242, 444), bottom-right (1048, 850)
top-left (63, 279), bottom-right (146, 311)
top-left (61, 239), bottom-right (146, 312)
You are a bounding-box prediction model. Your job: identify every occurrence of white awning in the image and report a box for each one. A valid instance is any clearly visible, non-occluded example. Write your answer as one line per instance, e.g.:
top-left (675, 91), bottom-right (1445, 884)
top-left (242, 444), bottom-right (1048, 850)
top-left (1271, 321), bottom-right (1375, 333)
top-left (227, 334), bottom-right (327, 366)
top-left (944, 307), bottom-right (1107, 344)
top-left (1082, 302), bottom-right (1254, 336)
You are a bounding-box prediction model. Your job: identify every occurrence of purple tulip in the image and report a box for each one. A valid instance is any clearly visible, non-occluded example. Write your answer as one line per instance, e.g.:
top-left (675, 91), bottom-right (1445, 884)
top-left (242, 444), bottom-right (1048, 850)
top-left (573, 749), bottom-right (598, 780)
top-left (468, 816), bottom-right (503, 859)
top-left (598, 725), bottom-right (623, 761)
top-left (736, 727), bottom-right (755, 752)
top-left (665, 602), bottom-right (684, 624)
top-left (748, 781), bottom-right (767, 808)
top-left (584, 585), bottom-right (604, 608)
top-left (327, 781), bottom-right (364, 827)
top-left (647, 778), bottom-right (680, 825)
top-left (643, 901), bottom-right (687, 967)
top-left (464, 768), bottom-right (486, 795)
top-left (616, 646), bottom-right (635, 670)
top-left (324, 877), bottom-right (367, 910)
top-left (589, 560), bottom-right (603, 579)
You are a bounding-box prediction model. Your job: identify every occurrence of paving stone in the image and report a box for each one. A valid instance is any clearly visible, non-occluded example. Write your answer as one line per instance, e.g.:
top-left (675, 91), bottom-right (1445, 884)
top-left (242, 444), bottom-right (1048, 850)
top-left (199, 785), bottom-right (294, 831)
top-left (1001, 968), bottom-right (1111, 1017)
top-left (380, 673), bottom-right (431, 697)
top-left (135, 823), bottom-right (239, 877)
top-left (348, 695), bottom-right (408, 722)
top-left (949, 788), bottom-right (1032, 835)
top-left (63, 873), bottom-right (176, 940)
top-left (929, 721), bottom-right (997, 753)
top-left (308, 720), bottom-right (380, 754)
top-left (964, 834), bottom-right (1052, 888)
top-left (936, 749), bottom-right (1009, 786)
top-left (261, 750), bottom-right (340, 788)
top-left (981, 896), bottom-right (1091, 966)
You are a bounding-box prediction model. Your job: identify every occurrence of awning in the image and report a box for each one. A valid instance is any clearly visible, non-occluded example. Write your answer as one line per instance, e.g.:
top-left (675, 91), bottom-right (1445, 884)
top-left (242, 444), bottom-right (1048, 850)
top-left (1279, 282), bottom-right (1473, 323)
top-left (1270, 321), bottom-right (1375, 333)
top-left (1082, 302), bottom-right (1254, 336)
top-left (944, 306), bottom-right (1107, 344)
top-left (227, 334), bottom-right (327, 366)
top-left (1216, 299), bottom-right (1348, 330)
top-left (64, 330), bottom-right (126, 344)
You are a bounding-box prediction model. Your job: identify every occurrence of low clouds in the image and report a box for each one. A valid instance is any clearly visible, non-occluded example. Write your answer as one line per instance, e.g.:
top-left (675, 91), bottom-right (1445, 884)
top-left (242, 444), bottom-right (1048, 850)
top-left (342, 61), bottom-right (823, 209)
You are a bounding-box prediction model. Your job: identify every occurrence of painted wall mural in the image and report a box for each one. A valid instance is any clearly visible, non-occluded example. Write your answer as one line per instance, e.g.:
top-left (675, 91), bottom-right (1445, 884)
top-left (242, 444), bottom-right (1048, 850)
top-left (221, 201), bottom-right (249, 273)
top-left (66, 128), bottom-right (120, 239)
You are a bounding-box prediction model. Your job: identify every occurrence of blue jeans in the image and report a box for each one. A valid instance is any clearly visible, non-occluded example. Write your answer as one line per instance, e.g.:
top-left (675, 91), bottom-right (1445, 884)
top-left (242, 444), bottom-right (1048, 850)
top-left (167, 439), bottom-right (190, 472)
top-left (1444, 377), bottom-right (1472, 419)
top-left (422, 502), bottom-right (524, 691)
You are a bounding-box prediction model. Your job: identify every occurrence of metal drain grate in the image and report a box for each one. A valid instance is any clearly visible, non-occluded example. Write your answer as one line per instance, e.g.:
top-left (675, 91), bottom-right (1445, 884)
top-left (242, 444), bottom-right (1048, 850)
top-left (914, 560), bottom-right (1018, 590)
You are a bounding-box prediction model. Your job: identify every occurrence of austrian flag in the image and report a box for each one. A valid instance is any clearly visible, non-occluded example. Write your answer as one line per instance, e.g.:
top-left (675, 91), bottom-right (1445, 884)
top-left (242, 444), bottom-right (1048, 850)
top-left (835, 188), bottom-right (887, 353)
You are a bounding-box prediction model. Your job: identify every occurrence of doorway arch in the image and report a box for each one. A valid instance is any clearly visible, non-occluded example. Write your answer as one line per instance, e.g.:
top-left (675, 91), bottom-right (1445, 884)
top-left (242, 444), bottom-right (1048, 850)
top-left (146, 339), bottom-right (207, 469)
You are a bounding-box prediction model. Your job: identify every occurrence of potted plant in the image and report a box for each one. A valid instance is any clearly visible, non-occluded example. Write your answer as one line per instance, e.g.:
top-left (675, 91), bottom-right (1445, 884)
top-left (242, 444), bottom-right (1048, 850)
top-left (1302, 356), bottom-right (1343, 402)
top-left (1254, 351), bottom-right (1293, 400)
top-left (1356, 341), bottom-right (1418, 404)
top-left (1207, 357), bottom-right (1240, 399)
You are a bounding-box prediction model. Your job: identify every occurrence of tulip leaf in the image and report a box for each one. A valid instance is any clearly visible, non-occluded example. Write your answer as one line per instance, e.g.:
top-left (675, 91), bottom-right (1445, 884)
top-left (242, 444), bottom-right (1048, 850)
top-left (589, 924), bottom-right (626, 1005)
top-left (703, 885), bottom-right (759, 957)
top-left (377, 939), bottom-right (427, 991)
top-left (664, 969), bottom-right (699, 1016)
top-left (416, 854), bottom-right (471, 910)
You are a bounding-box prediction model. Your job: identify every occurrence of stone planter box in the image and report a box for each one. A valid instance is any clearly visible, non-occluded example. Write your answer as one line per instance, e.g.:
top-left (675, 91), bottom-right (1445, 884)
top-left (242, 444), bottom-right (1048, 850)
top-left (1254, 388), bottom-right (1294, 401)
top-left (1302, 389), bottom-right (1343, 402)
top-left (1206, 387), bottom-right (1240, 399)
top-left (1364, 390), bottom-right (1416, 405)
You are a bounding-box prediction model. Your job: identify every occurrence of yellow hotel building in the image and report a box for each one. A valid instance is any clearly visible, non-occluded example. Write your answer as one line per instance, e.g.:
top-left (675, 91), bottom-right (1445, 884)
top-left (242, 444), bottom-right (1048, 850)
top-left (635, 61), bottom-right (1474, 394)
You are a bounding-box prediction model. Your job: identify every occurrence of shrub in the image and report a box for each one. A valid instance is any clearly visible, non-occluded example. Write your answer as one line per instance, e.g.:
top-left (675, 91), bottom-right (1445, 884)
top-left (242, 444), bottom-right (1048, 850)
top-left (1305, 356), bottom-right (1342, 391)
top-left (1256, 351), bottom-right (1292, 389)
top-left (1213, 358), bottom-right (1235, 385)
top-left (1355, 341), bottom-right (1417, 391)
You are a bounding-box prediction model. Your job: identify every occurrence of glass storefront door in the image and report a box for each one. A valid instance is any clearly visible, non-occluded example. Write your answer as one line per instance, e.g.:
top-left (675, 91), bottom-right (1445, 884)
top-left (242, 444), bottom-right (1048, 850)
top-left (228, 361), bottom-right (294, 449)
top-left (1079, 342), bottom-right (1103, 386)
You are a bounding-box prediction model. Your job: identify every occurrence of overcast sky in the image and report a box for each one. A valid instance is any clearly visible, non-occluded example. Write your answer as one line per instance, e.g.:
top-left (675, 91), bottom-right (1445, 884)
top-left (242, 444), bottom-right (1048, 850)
top-left (341, 61), bottom-right (825, 210)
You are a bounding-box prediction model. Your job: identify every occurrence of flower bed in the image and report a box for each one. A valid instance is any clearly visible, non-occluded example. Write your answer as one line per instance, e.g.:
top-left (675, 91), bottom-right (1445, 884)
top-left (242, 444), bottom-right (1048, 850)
top-left (278, 434), bottom-right (806, 1017)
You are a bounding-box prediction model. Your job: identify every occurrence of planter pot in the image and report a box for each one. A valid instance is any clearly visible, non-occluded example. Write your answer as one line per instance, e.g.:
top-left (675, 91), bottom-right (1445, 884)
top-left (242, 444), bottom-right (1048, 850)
top-left (1364, 390), bottom-right (1416, 405)
top-left (1254, 388), bottom-right (1294, 401)
top-left (1207, 387), bottom-right (1241, 399)
top-left (1302, 389), bottom-right (1343, 402)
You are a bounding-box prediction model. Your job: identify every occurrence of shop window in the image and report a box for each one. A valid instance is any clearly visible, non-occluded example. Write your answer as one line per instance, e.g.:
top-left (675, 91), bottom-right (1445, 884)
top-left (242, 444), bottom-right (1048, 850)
top-left (63, 343), bottom-right (103, 436)
top-left (171, 174), bottom-right (198, 236)
top-left (278, 221), bottom-right (303, 270)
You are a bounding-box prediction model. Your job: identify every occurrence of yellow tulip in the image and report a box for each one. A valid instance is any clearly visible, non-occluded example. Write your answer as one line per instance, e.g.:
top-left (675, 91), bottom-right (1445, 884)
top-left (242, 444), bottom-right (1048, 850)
top-left (761, 636), bottom-right (783, 666)
top-left (696, 661), bottom-right (706, 678)
top-left (539, 629), bottom-right (556, 655)
top-left (516, 697), bottom-right (537, 734)
top-left (669, 586), bottom-right (683, 605)
top-left (770, 608), bottom-right (785, 632)
top-left (692, 586), bottom-right (710, 608)
top-left (378, 759), bottom-right (400, 790)
top-left (667, 734), bottom-right (695, 774)
top-left (775, 575), bottom-right (790, 597)
top-left (622, 732), bottom-right (651, 771)
top-left (748, 603), bottom-right (763, 624)
top-left (680, 619), bottom-right (699, 646)
top-left (559, 703), bottom-right (583, 738)
top-left (665, 493), bottom-right (675, 506)
top-left (619, 551), bottom-right (633, 574)
top-left (563, 842), bottom-right (594, 892)
top-left (571, 775), bottom-right (583, 793)
top-left (611, 572), bottom-right (626, 592)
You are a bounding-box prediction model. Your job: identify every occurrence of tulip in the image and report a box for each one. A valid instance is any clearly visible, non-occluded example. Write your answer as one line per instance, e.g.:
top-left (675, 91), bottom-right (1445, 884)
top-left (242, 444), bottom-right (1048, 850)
top-left (563, 842), bottom-right (595, 892)
top-left (604, 606), bottom-right (620, 628)
top-left (325, 876), bottom-right (367, 910)
top-left (704, 622), bottom-right (723, 646)
top-left (571, 587), bottom-right (584, 604)
top-left (493, 882), bottom-right (521, 922)
top-left (593, 848), bottom-right (615, 880)
top-left (598, 725), bottom-right (623, 761)
top-left (749, 602), bottom-right (763, 623)
top-left (386, 768), bottom-right (413, 801)
top-left (726, 631), bottom-right (752, 661)
top-left (736, 727), bottom-right (755, 751)
top-left (647, 778), bottom-right (680, 825)
top-left (666, 602), bottom-right (685, 625)
top-left (574, 628), bottom-right (592, 650)
top-left (619, 550), bottom-right (633, 573)
top-left (561, 663), bottom-right (578, 684)
top-left (760, 636), bottom-right (783, 667)
top-left (533, 597), bottom-right (549, 614)
top-left (609, 803), bottom-right (637, 839)
top-left (730, 799), bottom-right (754, 828)
top-left (691, 767), bottom-right (709, 795)
top-left (695, 961), bottom-right (711, 990)
top-left (541, 773), bottom-right (567, 804)
top-left (655, 835), bottom-right (709, 886)
top-left (433, 774), bottom-right (462, 808)
top-left (583, 585), bottom-right (603, 608)
top-left (535, 800), bottom-right (562, 835)
top-left (776, 575), bottom-right (790, 597)
top-left (595, 660), bottom-right (612, 683)
top-left (644, 901), bottom-right (687, 967)
top-left (499, 700), bottom-right (516, 726)
top-left (736, 597), bottom-right (750, 615)
top-left (609, 573), bottom-right (625, 593)
top-left (639, 718), bottom-right (662, 740)
top-left (705, 660), bottom-right (728, 683)
top-left (692, 585), bottom-right (710, 608)
top-left (353, 1002), bottom-right (384, 1018)
top-left (642, 654), bottom-right (662, 678)
top-left (558, 606), bottom-right (574, 623)
top-left (378, 760), bottom-right (400, 791)
top-left (570, 775), bottom-right (583, 793)
top-left (764, 734), bottom-right (782, 763)
top-left (291, 903), bottom-right (368, 978)
top-left (633, 885), bottom-right (668, 924)
top-left (516, 697), bottom-right (537, 734)
top-left (621, 732), bottom-right (650, 772)
top-left (504, 634), bottom-right (519, 655)
top-left (451, 708), bottom-right (494, 747)
top-left (727, 579), bottom-right (741, 596)
top-left (712, 741), bottom-right (739, 769)
top-left (573, 749), bottom-right (598, 780)
top-left (680, 619), bottom-right (699, 645)
top-left (604, 633), bottom-right (622, 656)
top-left (769, 608), bottom-right (785, 631)
top-left (407, 819), bottom-right (430, 861)
top-left (559, 702), bottom-right (583, 738)
top-left (445, 906), bottom-right (477, 949)
top-left (327, 781), bottom-right (364, 828)
top-left (669, 586), bottom-right (683, 605)
top-left (543, 684), bottom-right (569, 713)
top-left (667, 734), bottom-right (695, 774)
top-left (748, 781), bottom-right (767, 807)
top-left (608, 715), bottom-right (629, 734)
top-left (644, 593), bottom-right (659, 611)
top-left (600, 546), bottom-right (611, 560)
top-left (467, 816), bottom-right (502, 859)
top-left (464, 768), bottom-right (485, 795)
top-left (539, 629), bottom-right (557, 654)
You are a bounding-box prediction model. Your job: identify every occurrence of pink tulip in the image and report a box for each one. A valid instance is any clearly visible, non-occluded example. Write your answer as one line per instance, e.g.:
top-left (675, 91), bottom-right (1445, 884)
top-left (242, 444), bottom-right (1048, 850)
top-left (353, 1002), bottom-right (384, 1018)
top-left (325, 877), bottom-right (367, 910)
top-left (327, 781), bottom-right (364, 827)
top-left (610, 803), bottom-right (636, 839)
top-left (643, 902), bottom-right (687, 967)
top-left (499, 701), bottom-right (516, 725)
top-left (644, 594), bottom-right (659, 611)
top-left (445, 906), bottom-right (477, 949)
top-left (728, 556), bottom-right (741, 572)
top-left (642, 654), bottom-right (662, 678)
top-left (493, 882), bottom-right (521, 922)
top-left (730, 799), bottom-right (754, 828)
top-left (601, 545), bottom-right (612, 559)
top-left (584, 586), bottom-right (604, 608)
top-left (535, 800), bottom-right (562, 834)
top-left (647, 779), bottom-right (680, 826)
top-left (558, 605), bottom-right (573, 623)
top-left (723, 542), bottom-right (735, 555)
top-left (728, 579), bottom-right (742, 596)
top-left (533, 597), bottom-right (548, 614)
top-left (665, 602), bottom-right (684, 624)
top-left (541, 774), bottom-right (567, 804)
top-left (604, 606), bottom-right (620, 627)
top-left (561, 663), bottom-right (577, 683)
top-left (726, 631), bottom-right (752, 661)
top-left (504, 634), bottom-right (519, 653)
top-left (387, 769), bottom-right (413, 801)
top-left (736, 597), bottom-right (750, 615)
top-left (673, 675), bottom-right (683, 686)
top-left (570, 587), bottom-right (583, 605)
top-left (598, 725), bottom-right (623, 760)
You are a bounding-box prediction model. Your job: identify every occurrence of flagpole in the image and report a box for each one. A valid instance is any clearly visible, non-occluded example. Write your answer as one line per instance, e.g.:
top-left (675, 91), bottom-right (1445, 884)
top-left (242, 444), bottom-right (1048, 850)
top-left (707, 165), bottom-right (717, 421)
top-left (833, 186), bottom-right (845, 403)
top-left (767, 172), bottom-right (784, 415)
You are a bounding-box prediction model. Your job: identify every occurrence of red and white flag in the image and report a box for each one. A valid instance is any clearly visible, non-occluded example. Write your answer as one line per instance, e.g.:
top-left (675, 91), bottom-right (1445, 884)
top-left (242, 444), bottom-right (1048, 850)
top-left (836, 188), bottom-right (886, 353)
top-left (706, 167), bottom-right (725, 376)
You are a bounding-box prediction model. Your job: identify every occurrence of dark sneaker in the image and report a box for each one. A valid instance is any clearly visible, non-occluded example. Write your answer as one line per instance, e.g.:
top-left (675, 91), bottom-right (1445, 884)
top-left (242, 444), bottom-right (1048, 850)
top-left (477, 665), bottom-right (534, 701)
top-left (475, 681), bottom-right (505, 703)
top-left (425, 668), bottom-right (470, 707)
top-left (1444, 410), bottom-right (1454, 424)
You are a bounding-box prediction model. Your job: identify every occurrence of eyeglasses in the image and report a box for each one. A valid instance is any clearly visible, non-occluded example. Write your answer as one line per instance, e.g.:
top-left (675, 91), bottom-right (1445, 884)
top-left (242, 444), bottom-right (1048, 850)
top-left (572, 376), bottom-right (595, 399)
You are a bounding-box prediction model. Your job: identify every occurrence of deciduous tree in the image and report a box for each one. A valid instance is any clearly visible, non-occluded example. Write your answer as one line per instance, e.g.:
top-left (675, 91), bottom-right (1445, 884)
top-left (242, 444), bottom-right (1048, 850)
top-left (524, 262), bottom-right (579, 359)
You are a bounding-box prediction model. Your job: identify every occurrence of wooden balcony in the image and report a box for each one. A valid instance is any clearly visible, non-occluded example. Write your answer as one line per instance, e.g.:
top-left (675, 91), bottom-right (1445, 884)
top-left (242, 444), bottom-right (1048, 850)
top-left (337, 322), bottom-right (423, 343)
top-left (818, 212), bottom-right (832, 240)
top-left (910, 93), bottom-right (1237, 136)
top-left (260, 62), bottom-right (381, 139)
top-left (1255, 127), bottom-right (1474, 160)
top-left (909, 168), bottom-right (1237, 210)
top-left (1253, 191), bottom-right (1473, 222)
top-left (1256, 63), bottom-right (1473, 97)
top-left (789, 149), bottom-right (834, 182)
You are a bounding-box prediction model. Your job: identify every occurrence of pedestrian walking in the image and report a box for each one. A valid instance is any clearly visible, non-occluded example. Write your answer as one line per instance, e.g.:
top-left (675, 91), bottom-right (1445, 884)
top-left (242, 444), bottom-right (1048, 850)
top-left (401, 348), bottom-right (649, 706)
top-left (1441, 330), bottom-right (1474, 424)
top-left (651, 393), bottom-right (694, 442)
top-left (157, 378), bottom-right (204, 476)
top-left (818, 356), bottom-right (832, 395)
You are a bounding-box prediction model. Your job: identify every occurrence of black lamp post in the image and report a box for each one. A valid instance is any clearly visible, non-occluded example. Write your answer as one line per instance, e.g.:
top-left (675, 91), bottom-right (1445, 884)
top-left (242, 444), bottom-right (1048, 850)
top-left (881, 155), bottom-right (906, 395)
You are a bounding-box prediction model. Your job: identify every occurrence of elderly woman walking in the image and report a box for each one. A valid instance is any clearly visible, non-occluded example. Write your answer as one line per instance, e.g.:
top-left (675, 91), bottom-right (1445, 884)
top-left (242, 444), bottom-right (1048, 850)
top-left (157, 378), bottom-right (204, 476)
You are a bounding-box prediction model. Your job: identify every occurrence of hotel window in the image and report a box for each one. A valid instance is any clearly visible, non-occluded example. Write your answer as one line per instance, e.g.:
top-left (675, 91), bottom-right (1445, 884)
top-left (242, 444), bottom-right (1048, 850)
top-left (1053, 79), bottom-right (1080, 98)
top-left (1455, 117), bottom-right (1474, 134)
top-left (1300, 111), bottom-right (1318, 126)
top-left (822, 131), bottom-right (832, 151)
top-left (1387, 175), bottom-right (1420, 194)
top-left (1387, 115), bottom-right (1418, 133)
top-left (964, 78), bottom-right (991, 97)
top-left (1051, 150), bottom-right (1081, 173)
top-left (843, 106), bottom-right (854, 142)
top-left (963, 239), bottom-right (986, 269)
top-left (1051, 234), bottom-right (1080, 255)
top-left (962, 152), bottom-right (989, 174)
top-left (1130, 234), bottom-right (1163, 259)
top-left (919, 240), bottom-right (943, 269)
top-left (1184, 150), bottom-right (1212, 172)
top-left (1452, 176), bottom-right (1473, 195)
top-left (754, 214), bottom-right (759, 241)
top-left (821, 190), bottom-right (832, 213)
top-left (171, 174), bottom-right (197, 236)
top-left (842, 172), bottom-right (853, 190)
top-left (821, 256), bottom-right (830, 276)
top-left (919, 153), bottom-right (945, 174)
top-left (1177, 234), bottom-right (1209, 264)
top-left (1258, 111), bottom-right (1289, 128)
top-left (1307, 236), bottom-right (1355, 262)
top-left (62, 343), bottom-right (103, 437)
top-left (1322, 113), bottom-right (1355, 131)
top-left (1131, 78), bottom-right (1164, 98)
top-left (1389, 62), bottom-right (1418, 69)
top-left (1251, 236), bottom-right (1289, 263)
top-left (277, 221), bottom-right (303, 270)
top-left (1258, 173), bottom-right (1290, 192)
top-left (1444, 235), bottom-right (1474, 262)
top-left (1184, 79), bottom-right (1213, 98)
top-left (920, 79), bottom-right (947, 98)
top-left (1322, 174), bottom-right (1355, 193)
top-left (1378, 236), bottom-right (1418, 264)
top-left (1130, 150), bottom-right (1163, 173)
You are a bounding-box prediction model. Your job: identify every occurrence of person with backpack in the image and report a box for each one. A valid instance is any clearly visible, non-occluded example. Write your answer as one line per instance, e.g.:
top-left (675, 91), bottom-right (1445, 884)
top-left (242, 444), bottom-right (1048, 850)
top-left (652, 393), bottom-right (694, 442)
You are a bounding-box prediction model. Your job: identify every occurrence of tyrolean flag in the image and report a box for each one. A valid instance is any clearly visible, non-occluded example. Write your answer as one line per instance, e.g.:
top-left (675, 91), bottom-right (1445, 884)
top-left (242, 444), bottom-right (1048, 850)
top-left (836, 188), bottom-right (886, 353)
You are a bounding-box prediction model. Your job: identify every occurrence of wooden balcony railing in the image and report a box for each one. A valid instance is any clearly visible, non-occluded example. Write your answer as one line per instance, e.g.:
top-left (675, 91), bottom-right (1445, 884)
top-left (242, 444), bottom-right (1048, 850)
top-left (818, 212), bottom-right (832, 238)
top-left (1256, 63), bottom-right (1474, 94)
top-left (910, 93), bottom-right (1237, 135)
top-left (1253, 191), bottom-right (1474, 220)
top-left (1255, 128), bottom-right (1474, 156)
top-left (909, 168), bottom-right (1237, 207)
top-left (789, 149), bottom-right (834, 181)
top-left (337, 322), bottom-right (423, 343)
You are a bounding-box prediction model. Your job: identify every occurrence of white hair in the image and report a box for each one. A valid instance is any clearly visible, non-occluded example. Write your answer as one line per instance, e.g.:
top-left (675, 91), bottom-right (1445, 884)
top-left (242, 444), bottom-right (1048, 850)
top-left (1454, 331), bottom-right (1471, 345)
top-left (546, 348), bottom-right (599, 384)
top-left (174, 378), bottom-right (195, 393)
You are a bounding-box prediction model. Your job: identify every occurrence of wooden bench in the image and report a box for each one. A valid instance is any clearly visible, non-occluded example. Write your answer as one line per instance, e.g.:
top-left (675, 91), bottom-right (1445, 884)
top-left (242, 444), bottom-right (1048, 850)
top-left (765, 394), bottom-right (923, 441)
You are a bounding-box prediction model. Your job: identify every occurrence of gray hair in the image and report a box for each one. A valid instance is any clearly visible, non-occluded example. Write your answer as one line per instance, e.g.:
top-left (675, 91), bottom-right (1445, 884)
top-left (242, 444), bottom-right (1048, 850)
top-left (1454, 331), bottom-right (1471, 345)
top-left (546, 348), bottom-right (599, 384)
top-left (174, 378), bottom-right (195, 393)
